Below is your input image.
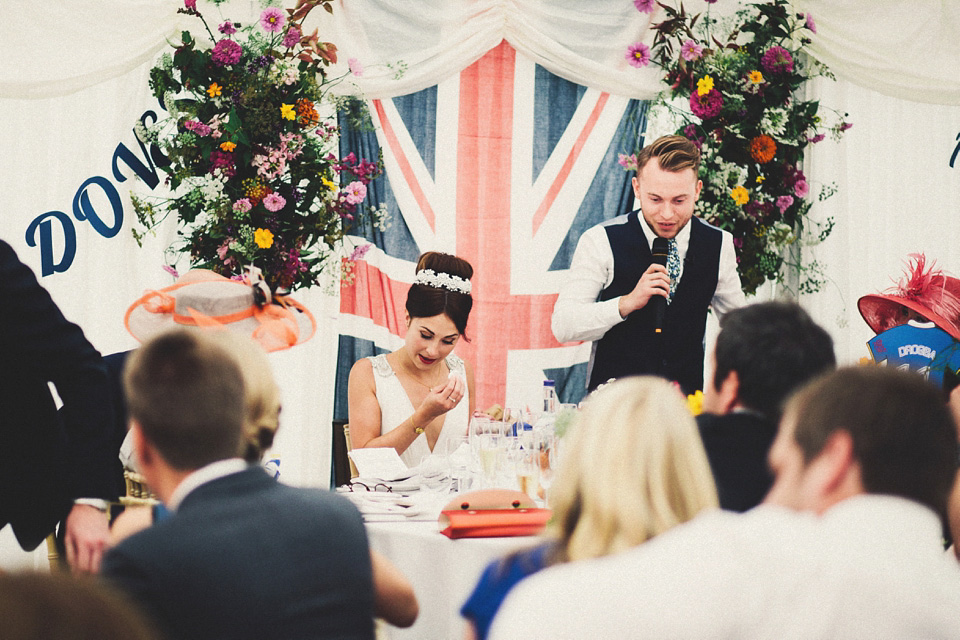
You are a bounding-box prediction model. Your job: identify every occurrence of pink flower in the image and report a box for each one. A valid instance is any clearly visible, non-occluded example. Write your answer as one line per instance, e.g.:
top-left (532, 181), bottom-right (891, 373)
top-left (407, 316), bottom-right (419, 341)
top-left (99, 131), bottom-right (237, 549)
top-left (343, 181), bottom-right (367, 205)
top-left (776, 195), bottom-right (794, 214)
top-left (804, 13), bottom-right (817, 34)
top-left (704, 0), bottom-right (719, 3)
top-left (348, 58), bottom-right (364, 77)
top-left (807, 133), bottom-right (825, 143)
top-left (794, 179), bottom-right (809, 198)
top-left (760, 46), bottom-right (794, 75)
top-left (162, 265), bottom-right (179, 278)
top-left (681, 39), bottom-right (704, 61)
top-left (633, 0), bottom-right (656, 12)
top-left (625, 42), bottom-right (651, 68)
top-left (260, 8), bottom-right (286, 33)
top-left (617, 153), bottom-right (639, 171)
top-left (348, 243), bottom-right (373, 261)
top-left (263, 193), bottom-right (287, 212)
top-left (217, 242), bottom-right (231, 261)
top-left (212, 39), bottom-right (242, 67)
top-left (839, 122), bottom-right (854, 132)
top-left (183, 120), bottom-right (212, 137)
top-left (184, 0), bottom-right (196, 9)
top-left (218, 21), bottom-right (237, 35)
top-left (233, 198), bottom-right (252, 213)
top-left (282, 26), bottom-right (301, 48)
top-left (689, 89), bottom-right (723, 119)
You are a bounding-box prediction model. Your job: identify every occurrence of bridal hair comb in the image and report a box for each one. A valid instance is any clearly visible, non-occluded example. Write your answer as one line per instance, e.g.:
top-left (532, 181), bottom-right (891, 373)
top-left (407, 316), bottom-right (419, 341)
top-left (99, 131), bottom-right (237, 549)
top-left (413, 269), bottom-right (472, 295)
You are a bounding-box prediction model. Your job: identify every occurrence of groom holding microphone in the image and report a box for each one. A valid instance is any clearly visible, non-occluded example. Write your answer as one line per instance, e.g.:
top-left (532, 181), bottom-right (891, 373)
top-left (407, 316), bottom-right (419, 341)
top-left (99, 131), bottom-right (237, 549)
top-left (552, 134), bottom-right (745, 394)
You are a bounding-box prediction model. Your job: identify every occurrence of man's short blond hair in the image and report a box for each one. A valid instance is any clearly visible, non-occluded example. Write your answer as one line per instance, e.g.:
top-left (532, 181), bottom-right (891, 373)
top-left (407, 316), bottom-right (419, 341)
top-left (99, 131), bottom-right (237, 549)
top-left (636, 134), bottom-right (701, 175)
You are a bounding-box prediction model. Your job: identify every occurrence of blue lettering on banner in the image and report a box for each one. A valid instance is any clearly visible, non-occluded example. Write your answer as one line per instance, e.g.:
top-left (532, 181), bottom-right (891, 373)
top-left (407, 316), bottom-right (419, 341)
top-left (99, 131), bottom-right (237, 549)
top-left (951, 131), bottom-right (960, 168)
top-left (23, 109), bottom-right (169, 276)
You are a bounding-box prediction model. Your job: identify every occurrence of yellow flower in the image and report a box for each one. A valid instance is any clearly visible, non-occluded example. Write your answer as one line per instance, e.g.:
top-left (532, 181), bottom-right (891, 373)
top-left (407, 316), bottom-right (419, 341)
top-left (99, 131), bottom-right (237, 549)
top-left (280, 103), bottom-right (296, 120)
top-left (219, 141), bottom-right (236, 152)
top-left (321, 176), bottom-right (338, 192)
top-left (686, 390), bottom-right (704, 416)
top-left (748, 70), bottom-right (764, 84)
top-left (207, 82), bottom-right (222, 97)
top-left (697, 75), bottom-right (714, 96)
top-left (756, 175), bottom-right (765, 183)
top-left (730, 185), bottom-right (749, 206)
top-left (254, 228), bottom-right (274, 249)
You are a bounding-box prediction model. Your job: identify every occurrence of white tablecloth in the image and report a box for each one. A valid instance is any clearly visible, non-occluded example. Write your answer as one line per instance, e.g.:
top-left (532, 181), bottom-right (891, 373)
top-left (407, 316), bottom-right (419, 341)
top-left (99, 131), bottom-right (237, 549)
top-left (366, 519), bottom-right (541, 639)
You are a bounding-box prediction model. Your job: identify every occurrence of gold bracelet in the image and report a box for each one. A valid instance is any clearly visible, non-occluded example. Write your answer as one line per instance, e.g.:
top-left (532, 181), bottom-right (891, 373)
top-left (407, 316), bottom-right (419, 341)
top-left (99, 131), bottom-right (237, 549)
top-left (412, 418), bottom-right (425, 435)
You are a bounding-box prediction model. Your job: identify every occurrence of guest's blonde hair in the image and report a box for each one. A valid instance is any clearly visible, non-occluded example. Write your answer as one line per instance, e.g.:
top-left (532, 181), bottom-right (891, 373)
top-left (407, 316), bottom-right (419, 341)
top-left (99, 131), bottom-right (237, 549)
top-left (205, 330), bottom-right (282, 462)
top-left (549, 376), bottom-right (717, 562)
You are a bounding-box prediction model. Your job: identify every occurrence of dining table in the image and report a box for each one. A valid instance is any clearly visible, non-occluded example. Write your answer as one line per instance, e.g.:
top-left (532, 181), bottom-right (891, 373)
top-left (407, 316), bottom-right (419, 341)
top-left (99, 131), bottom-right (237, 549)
top-left (364, 515), bottom-right (543, 639)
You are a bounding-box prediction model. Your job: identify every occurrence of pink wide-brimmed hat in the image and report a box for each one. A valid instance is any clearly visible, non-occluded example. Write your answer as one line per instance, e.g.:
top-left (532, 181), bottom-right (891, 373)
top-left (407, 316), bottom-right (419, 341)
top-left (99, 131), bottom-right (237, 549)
top-left (857, 254), bottom-right (960, 341)
top-left (125, 268), bottom-right (316, 352)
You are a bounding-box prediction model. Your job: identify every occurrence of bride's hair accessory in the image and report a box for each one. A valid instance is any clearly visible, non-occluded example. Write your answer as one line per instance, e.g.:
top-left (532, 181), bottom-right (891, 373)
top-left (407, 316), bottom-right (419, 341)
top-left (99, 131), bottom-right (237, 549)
top-left (413, 269), bottom-right (472, 295)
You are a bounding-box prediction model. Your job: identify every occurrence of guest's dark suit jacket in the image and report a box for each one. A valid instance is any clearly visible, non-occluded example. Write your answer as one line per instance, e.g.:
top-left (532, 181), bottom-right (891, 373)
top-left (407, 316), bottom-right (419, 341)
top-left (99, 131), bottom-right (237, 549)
top-left (102, 467), bottom-right (376, 640)
top-left (697, 411), bottom-right (778, 512)
top-left (0, 240), bottom-right (118, 550)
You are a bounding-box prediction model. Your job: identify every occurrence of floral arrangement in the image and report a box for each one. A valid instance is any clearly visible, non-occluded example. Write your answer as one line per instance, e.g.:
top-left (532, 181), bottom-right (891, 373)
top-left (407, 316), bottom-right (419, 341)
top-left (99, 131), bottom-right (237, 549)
top-left (132, 0), bottom-right (387, 293)
top-left (622, 0), bottom-right (852, 296)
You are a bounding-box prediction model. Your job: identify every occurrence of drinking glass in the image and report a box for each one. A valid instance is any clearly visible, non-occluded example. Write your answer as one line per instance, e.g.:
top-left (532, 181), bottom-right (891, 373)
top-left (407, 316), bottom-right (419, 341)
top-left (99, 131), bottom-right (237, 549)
top-left (536, 431), bottom-right (558, 507)
top-left (442, 435), bottom-right (472, 493)
top-left (515, 449), bottom-right (540, 501)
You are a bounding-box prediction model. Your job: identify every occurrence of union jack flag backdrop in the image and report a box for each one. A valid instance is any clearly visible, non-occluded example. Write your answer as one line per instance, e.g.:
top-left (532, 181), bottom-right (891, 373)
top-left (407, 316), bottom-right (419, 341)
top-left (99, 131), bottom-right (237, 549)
top-left (334, 41), bottom-right (646, 418)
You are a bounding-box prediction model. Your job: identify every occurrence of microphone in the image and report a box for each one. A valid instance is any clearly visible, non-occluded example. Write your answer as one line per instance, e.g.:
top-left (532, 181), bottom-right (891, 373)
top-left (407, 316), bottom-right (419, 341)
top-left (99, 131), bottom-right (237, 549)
top-left (650, 237), bottom-right (669, 335)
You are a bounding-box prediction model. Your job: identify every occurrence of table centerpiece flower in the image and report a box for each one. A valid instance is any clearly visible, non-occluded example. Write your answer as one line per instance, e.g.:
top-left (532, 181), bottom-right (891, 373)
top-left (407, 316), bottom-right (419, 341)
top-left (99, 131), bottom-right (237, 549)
top-left (623, 0), bottom-right (852, 296)
top-left (131, 0), bottom-right (386, 293)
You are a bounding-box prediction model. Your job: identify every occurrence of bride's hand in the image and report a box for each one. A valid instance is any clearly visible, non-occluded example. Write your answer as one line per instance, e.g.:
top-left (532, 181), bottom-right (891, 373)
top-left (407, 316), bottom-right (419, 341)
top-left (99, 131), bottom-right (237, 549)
top-left (418, 374), bottom-right (466, 422)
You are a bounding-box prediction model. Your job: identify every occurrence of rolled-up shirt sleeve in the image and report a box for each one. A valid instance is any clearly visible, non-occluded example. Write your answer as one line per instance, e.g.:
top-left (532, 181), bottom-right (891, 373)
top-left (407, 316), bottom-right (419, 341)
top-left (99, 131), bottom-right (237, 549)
top-left (711, 231), bottom-right (747, 319)
top-left (551, 226), bottom-right (625, 343)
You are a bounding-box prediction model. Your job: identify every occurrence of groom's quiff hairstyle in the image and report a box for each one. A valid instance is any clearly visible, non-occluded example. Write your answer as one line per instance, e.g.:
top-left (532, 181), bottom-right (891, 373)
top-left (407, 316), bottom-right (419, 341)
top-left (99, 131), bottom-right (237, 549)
top-left (636, 134), bottom-right (702, 176)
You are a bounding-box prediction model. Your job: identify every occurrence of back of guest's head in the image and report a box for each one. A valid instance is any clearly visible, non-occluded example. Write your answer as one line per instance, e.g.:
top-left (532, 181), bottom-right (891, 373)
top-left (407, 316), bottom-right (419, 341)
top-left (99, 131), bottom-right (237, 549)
top-left (636, 134), bottom-right (701, 175)
top-left (204, 330), bottom-right (281, 462)
top-left (406, 251), bottom-right (474, 337)
top-left (550, 376), bottom-right (717, 562)
top-left (713, 301), bottom-right (835, 420)
top-left (786, 366), bottom-right (958, 516)
top-left (0, 571), bottom-right (159, 640)
top-left (124, 329), bottom-right (245, 471)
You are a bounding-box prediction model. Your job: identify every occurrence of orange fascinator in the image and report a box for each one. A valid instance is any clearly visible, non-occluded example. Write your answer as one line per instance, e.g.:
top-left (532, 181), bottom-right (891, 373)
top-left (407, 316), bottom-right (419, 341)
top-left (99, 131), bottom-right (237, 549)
top-left (125, 268), bottom-right (315, 352)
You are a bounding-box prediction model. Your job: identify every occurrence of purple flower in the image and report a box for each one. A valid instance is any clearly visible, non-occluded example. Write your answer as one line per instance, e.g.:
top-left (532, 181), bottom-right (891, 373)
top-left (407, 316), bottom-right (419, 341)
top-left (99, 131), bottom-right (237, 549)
top-left (776, 195), bottom-right (794, 214)
top-left (283, 26), bottom-right (301, 48)
top-left (184, 0), bottom-right (196, 10)
top-left (343, 181), bottom-right (367, 205)
top-left (760, 46), bottom-right (794, 75)
top-left (804, 13), bottom-right (817, 33)
top-left (617, 153), bottom-right (639, 171)
top-left (218, 21), bottom-right (236, 35)
top-left (807, 133), bottom-right (825, 143)
top-left (263, 193), bottom-right (287, 212)
top-left (625, 42), bottom-right (651, 68)
top-left (260, 8), bottom-right (286, 33)
top-left (794, 179), bottom-right (809, 198)
top-left (633, 0), bottom-right (656, 12)
top-left (212, 39), bottom-right (242, 67)
top-left (348, 58), bottom-right (364, 77)
top-left (162, 265), bottom-right (180, 278)
top-left (839, 122), bottom-right (854, 132)
top-left (348, 243), bottom-right (373, 261)
top-left (704, 0), bottom-right (719, 4)
top-left (183, 120), bottom-right (212, 137)
top-left (689, 89), bottom-right (723, 119)
top-left (681, 39), bottom-right (704, 61)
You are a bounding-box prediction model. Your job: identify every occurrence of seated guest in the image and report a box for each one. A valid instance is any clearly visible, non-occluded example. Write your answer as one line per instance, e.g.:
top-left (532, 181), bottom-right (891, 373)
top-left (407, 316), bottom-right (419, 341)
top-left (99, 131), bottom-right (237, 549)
top-left (698, 301), bottom-right (835, 511)
top-left (490, 367), bottom-right (960, 639)
top-left (109, 330), bottom-right (419, 629)
top-left (348, 251), bottom-right (476, 466)
top-left (101, 330), bottom-right (377, 640)
top-left (461, 376), bottom-right (718, 640)
top-left (0, 571), bottom-right (160, 640)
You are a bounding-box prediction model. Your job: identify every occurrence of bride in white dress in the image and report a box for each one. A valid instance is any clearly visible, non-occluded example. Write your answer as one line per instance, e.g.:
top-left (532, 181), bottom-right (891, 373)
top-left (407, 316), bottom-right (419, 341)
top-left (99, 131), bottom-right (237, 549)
top-left (348, 252), bottom-right (476, 467)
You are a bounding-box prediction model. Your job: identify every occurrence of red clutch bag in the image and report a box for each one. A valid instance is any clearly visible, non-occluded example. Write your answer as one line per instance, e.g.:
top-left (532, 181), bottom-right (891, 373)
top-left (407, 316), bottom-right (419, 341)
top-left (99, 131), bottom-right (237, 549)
top-left (438, 489), bottom-right (552, 539)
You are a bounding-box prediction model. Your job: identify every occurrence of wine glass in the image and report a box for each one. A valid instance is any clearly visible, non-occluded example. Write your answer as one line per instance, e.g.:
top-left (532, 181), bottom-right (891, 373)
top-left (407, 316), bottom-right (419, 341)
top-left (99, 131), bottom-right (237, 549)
top-left (515, 449), bottom-right (540, 501)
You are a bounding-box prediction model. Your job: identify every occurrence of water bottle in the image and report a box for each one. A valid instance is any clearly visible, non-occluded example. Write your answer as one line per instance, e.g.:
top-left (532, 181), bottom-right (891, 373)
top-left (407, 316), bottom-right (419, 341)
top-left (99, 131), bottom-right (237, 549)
top-left (542, 379), bottom-right (558, 414)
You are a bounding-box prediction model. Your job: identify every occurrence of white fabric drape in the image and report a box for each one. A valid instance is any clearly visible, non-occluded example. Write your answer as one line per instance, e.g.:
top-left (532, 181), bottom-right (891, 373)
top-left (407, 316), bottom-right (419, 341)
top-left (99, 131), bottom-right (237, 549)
top-left (794, 0), bottom-right (960, 106)
top-left (313, 0), bottom-right (662, 99)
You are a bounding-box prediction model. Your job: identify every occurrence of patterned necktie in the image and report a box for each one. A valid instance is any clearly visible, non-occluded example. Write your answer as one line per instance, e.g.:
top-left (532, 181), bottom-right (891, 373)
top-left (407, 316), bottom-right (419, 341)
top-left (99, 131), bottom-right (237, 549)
top-left (666, 238), bottom-right (681, 304)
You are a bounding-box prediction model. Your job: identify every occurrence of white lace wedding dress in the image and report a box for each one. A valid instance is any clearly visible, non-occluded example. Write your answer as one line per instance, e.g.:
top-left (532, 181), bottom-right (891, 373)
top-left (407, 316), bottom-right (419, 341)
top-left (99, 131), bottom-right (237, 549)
top-left (368, 353), bottom-right (470, 467)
